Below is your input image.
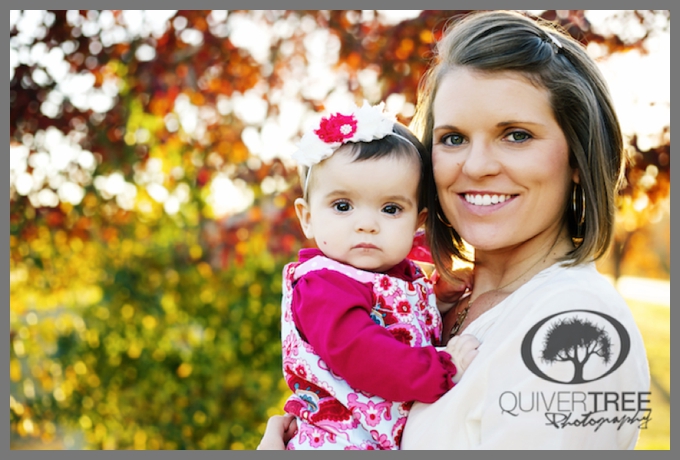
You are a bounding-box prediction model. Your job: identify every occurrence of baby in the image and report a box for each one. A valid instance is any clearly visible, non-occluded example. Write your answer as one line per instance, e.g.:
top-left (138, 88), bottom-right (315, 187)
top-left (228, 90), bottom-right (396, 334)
top-left (280, 102), bottom-right (479, 450)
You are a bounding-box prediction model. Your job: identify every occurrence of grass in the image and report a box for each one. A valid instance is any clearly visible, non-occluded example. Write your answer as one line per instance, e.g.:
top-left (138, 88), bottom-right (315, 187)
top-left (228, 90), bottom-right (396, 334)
top-left (627, 298), bottom-right (670, 450)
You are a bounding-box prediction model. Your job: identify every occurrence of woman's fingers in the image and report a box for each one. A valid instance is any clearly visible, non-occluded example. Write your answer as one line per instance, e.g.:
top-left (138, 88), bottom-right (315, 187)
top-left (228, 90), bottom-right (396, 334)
top-left (257, 414), bottom-right (296, 450)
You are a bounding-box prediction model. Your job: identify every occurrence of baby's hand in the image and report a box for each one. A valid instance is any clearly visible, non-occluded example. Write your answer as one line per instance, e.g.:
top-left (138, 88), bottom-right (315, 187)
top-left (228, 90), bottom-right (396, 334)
top-left (432, 267), bottom-right (473, 314)
top-left (445, 334), bottom-right (480, 384)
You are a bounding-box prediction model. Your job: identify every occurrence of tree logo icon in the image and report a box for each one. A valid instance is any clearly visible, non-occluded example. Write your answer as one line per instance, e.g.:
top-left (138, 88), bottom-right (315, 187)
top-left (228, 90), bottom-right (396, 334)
top-left (521, 310), bottom-right (631, 384)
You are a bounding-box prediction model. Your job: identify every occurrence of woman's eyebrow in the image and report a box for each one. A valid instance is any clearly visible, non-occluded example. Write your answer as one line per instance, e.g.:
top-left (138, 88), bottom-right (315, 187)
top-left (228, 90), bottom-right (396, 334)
top-left (433, 124), bottom-right (459, 131)
top-left (496, 120), bottom-right (542, 127)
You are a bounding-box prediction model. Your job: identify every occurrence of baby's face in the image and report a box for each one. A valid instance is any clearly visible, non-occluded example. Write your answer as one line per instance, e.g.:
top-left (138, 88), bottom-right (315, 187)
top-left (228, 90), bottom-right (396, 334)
top-left (295, 149), bottom-right (425, 272)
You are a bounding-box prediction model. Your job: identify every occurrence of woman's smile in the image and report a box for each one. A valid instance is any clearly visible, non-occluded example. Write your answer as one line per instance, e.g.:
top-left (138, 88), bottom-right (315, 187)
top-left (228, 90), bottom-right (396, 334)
top-left (462, 193), bottom-right (514, 206)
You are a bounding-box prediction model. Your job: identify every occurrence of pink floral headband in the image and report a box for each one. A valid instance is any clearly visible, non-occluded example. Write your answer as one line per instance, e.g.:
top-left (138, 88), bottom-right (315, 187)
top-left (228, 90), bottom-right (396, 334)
top-left (292, 100), bottom-right (398, 168)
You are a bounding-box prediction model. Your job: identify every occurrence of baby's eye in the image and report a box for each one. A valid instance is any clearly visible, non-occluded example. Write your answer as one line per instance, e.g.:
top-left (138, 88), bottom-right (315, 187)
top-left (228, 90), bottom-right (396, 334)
top-left (441, 133), bottom-right (466, 146)
top-left (333, 201), bottom-right (352, 212)
top-left (382, 204), bottom-right (402, 215)
top-left (504, 131), bottom-right (532, 142)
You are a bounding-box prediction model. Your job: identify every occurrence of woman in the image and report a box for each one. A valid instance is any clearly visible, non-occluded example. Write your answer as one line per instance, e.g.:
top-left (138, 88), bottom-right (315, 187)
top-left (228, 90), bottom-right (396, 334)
top-left (259, 10), bottom-right (650, 450)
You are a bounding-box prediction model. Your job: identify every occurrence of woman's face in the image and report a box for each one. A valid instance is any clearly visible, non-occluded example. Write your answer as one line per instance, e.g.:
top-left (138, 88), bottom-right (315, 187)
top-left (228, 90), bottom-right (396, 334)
top-left (431, 68), bottom-right (577, 254)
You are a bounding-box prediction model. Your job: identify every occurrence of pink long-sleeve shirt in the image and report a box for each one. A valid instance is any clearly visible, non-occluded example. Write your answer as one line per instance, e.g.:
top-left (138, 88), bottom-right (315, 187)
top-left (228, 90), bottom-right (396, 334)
top-left (290, 248), bottom-right (457, 403)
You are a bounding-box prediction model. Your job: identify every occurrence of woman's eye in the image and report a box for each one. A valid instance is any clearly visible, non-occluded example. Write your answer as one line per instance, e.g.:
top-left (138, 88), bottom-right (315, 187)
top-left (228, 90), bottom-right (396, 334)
top-left (504, 131), bottom-right (532, 142)
top-left (382, 204), bottom-right (402, 215)
top-left (333, 201), bottom-right (352, 212)
top-left (441, 133), bottom-right (466, 146)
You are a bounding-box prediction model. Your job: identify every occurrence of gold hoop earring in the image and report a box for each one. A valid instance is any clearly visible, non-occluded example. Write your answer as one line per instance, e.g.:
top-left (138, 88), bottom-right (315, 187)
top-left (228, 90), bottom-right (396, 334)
top-left (572, 183), bottom-right (585, 238)
top-left (436, 210), bottom-right (453, 228)
top-left (434, 196), bottom-right (453, 228)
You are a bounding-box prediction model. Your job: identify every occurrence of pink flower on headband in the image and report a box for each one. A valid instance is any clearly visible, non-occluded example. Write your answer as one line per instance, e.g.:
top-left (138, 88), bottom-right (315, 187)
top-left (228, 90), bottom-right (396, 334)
top-left (315, 113), bottom-right (357, 143)
top-left (292, 101), bottom-right (397, 167)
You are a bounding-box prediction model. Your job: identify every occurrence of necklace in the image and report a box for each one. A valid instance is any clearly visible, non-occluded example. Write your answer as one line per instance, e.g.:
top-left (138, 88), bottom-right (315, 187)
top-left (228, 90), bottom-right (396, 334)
top-left (448, 239), bottom-right (560, 338)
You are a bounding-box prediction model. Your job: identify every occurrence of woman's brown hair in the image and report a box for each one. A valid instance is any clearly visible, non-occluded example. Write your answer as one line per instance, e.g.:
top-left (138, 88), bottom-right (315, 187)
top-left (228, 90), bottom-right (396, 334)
top-left (410, 10), bottom-right (625, 281)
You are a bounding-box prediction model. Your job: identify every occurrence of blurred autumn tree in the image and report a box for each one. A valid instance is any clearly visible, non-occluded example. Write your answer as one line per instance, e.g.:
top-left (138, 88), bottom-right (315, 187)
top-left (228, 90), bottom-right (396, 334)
top-left (10, 10), bottom-right (670, 450)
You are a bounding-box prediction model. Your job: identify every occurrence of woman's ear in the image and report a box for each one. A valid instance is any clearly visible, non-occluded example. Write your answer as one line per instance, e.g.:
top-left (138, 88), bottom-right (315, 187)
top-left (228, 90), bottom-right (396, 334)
top-left (294, 197), bottom-right (314, 239)
top-left (572, 168), bottom-right (581, 184)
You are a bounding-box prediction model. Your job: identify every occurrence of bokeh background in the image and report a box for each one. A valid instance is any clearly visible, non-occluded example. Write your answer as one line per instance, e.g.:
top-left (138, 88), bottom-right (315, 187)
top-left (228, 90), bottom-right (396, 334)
top-left (9, 10), bottom-right (670, 450)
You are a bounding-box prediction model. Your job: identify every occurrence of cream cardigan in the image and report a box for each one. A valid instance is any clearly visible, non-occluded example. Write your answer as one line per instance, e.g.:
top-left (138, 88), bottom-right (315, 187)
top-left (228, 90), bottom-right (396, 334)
top-left (401, 262), bottom-right (651, 450)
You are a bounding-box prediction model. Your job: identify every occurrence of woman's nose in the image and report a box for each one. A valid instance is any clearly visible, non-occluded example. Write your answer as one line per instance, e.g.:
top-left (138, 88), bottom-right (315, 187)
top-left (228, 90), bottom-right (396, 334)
top-left (461, 141), bottom-right (501, 178)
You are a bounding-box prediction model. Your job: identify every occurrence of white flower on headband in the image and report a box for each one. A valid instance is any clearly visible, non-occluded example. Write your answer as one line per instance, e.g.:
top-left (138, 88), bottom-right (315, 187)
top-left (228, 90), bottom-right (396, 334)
top-left (291, 101), bottom-right (397, 167)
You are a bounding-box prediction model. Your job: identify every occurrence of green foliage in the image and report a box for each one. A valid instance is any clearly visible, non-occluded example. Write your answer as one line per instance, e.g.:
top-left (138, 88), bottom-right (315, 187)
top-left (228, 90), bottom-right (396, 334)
top-left (10, 214), bottom-right (293, 449)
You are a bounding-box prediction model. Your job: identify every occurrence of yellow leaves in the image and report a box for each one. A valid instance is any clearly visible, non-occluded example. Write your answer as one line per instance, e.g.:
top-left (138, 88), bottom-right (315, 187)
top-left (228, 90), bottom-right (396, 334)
top-left (142, 315), bottom-right (157, 330)
top-left (18, 418), bottom-right (35, 436)
top-left (74, 361), bottom-right (88, 375)
top-left (189, 244), bottom-right (203, 260)
top-left (176, 363), bottom-right (193, 378)
top-left (10, 359), bottom-right (22, 381)
top-left (79, 415), bottom-right (93, 430)
top-left (199, 288), bottom-right (215, 304)
top-left (135, 224), bottom-right (150, 239)
top-left (127, 341), bottom-right (142, 359)
top-left (121, 304), bottom-right (135, 320)
top-left (95, 306), bottom-right (110, 320)
top-left (82, 396), bottom-right (95, 410)
top-left (152, 349), bottom-right (166, 362)
top-left (124, 131), bottom-right (137, 146)
top-left (134, 429), bottom-right (148, 450)
top-left (87, 374), bottom-right (101, 388)
top-left (196, 261), bottom-right (212, 277)
top-left (165, 269), bottom-right (180, 285)
top-left (10, 395), bottom-right (24, 416)
top-left (161, 293), bottom-right (177, 313)
top-left (13, 339), bottom-right (26, 357)
top-left (224, 370), bottom-right (243, 390)
top-left (248, 283), bottom-right (262, 298)
top-left (193, 410), bottom-right (207, 425)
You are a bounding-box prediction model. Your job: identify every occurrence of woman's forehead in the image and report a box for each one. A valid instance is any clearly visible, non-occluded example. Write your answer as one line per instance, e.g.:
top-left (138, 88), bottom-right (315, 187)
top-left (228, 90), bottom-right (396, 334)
top-left (433, 68), bottom-right (554, 123)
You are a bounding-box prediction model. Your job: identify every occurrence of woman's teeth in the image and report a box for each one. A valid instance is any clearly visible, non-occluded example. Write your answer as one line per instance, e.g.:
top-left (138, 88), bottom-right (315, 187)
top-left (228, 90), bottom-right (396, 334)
top-left (464, 194), bottom-right (512, 206)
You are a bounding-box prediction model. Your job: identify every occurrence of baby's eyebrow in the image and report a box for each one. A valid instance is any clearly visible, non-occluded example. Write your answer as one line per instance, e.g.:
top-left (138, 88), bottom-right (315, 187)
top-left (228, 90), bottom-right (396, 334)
top-left (383, 195), bottom-right (415, 206)
top-left (324, 190), bottom-right (353, 199)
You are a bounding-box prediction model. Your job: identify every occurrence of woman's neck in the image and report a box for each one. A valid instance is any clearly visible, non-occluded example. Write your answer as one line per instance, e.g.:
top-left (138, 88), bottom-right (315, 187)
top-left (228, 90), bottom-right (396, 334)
top-left (471, 229), bottom-right (573, 296)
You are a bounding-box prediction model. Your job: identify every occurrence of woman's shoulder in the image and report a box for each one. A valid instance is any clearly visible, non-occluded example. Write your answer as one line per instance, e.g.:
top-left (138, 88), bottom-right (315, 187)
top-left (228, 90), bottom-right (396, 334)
top-left (525, 261), bottom-right (627, 315)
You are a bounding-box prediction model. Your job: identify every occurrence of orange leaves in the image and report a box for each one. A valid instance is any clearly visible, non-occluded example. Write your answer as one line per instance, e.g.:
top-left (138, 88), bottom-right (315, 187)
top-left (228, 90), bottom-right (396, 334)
top-left (419, 29), bottom-right (435, 44)
top-left (149, 96), bottom-right (172, 118)
top-left (345, 51), bottom-right (363, 70)
top-left (395, 38), bottom-right (415, 60)
top-left (229, 141), bottom-right (249, 164)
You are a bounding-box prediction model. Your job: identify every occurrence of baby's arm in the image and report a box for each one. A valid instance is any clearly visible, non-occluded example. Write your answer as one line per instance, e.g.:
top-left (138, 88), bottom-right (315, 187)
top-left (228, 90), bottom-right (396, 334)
top-left (444, 334), bottom-right (480, 384)
top-left (292, 271), bottom-right (458, 404)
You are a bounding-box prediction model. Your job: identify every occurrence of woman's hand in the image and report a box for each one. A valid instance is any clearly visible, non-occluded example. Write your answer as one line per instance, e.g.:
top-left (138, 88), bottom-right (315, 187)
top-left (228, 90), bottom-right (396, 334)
top-left (432, 267), bottom-right (473, 314)
top-left (256, 414), bottom-right (297, 450)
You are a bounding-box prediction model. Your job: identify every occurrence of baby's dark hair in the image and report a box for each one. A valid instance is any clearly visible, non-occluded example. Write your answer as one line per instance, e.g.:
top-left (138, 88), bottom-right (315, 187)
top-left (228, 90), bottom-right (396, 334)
top-left (299, 122), bottom-right (429, 211)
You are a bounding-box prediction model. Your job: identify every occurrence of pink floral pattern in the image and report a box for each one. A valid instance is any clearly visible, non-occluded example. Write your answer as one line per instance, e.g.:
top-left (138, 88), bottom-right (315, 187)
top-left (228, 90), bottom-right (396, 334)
top-left (281, 256), bottom-right (442, 450)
